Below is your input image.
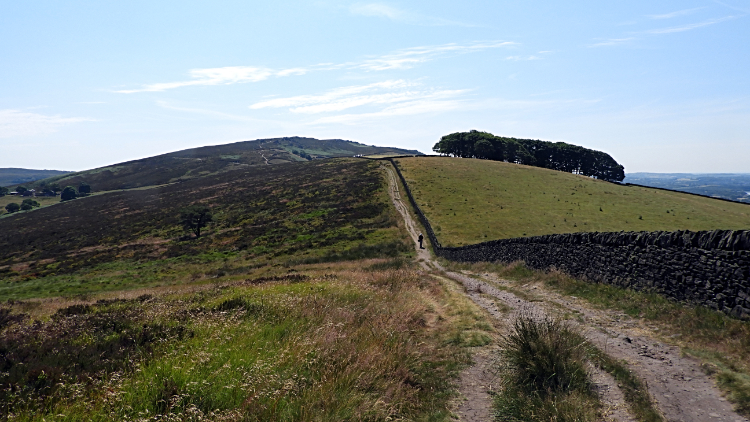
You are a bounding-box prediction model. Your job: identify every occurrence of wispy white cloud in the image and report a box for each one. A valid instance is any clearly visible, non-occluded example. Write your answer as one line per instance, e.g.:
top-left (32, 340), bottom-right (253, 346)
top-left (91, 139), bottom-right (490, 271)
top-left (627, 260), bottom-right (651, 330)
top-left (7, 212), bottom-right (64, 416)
top-left (156, 101), bottom-right (262, 122)
top-left (644, 15), bottom-right (738, 33)
top-left (251, 80), bottom-right (414, 111)
top-left (505, 55), bottom-right (542, 61)
top-left (713, 0), bottom-right (750, 13)
top-left (0, 109), bottom-right (94, 138)
top-left (116, 41), bottom-right (515, 93)
top-left (648, 7), bottom-right (706, 19)
top-left (349, 3), bottom-right (477, 27)
top-left (251, 79), bottom-right (468, 116)
top-left (588, 37), bottom-right (636, 47)
top-left (352, 41), bottom-right (517, 70)
top-left (115, 67), bottom-right (294, 93)
top-left (313, 98), bottom-right (466, 124)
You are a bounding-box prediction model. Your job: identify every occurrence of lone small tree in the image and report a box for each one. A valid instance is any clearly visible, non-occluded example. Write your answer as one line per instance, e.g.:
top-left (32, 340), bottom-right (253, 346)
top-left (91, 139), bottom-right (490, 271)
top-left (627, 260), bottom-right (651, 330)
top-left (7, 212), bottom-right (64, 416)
top-left (60, 186), bottom-right (77, 202)
top-left (5, 203), bottom-right (20, 213)
top-left (180, 205), bottom-right (213, 238)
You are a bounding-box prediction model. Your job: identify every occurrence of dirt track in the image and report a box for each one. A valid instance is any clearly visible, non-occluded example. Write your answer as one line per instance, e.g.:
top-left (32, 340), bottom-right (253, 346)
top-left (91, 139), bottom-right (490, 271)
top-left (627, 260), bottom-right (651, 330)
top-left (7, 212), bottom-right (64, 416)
top-left (383, 162), bottom-right (749, 422)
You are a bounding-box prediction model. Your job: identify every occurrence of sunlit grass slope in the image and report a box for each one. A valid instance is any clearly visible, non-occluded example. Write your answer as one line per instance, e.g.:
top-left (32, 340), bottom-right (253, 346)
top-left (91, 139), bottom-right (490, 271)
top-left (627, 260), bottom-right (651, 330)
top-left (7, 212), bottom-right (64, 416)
top-left (396, 157), bottom-right (750, 246)
top-left (0, 266), bottom-right (492, 421)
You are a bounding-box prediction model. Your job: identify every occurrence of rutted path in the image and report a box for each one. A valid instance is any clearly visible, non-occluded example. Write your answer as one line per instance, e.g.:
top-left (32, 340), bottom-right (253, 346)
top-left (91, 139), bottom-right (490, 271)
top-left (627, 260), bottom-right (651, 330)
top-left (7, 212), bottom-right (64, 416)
top-left (383, 162), bottom-right (749, 422)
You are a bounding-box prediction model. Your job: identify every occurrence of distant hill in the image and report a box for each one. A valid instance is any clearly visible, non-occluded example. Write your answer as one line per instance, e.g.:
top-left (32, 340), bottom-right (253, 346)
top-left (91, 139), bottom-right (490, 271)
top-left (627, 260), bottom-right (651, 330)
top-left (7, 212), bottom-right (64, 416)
top-left (624, 173), bottom-right (750, 203)
top-left (0, 168), bottom-right (72, 187)
top-left (25, 137), bottom-right (422, 192)
top-left (395, 157), bottom-right (750, 246)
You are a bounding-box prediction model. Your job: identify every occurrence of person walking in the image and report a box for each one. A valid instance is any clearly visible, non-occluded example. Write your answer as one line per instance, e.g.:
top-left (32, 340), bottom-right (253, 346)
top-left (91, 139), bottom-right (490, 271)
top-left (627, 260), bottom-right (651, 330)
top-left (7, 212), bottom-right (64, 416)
top-left (418, 233), bottom-right (424, 249)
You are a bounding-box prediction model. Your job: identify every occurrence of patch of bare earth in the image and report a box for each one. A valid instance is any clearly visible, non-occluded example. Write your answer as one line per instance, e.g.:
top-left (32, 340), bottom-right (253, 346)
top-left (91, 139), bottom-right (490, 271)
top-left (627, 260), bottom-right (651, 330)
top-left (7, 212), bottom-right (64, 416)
top-left (454, 346), bottom-right (498, 422)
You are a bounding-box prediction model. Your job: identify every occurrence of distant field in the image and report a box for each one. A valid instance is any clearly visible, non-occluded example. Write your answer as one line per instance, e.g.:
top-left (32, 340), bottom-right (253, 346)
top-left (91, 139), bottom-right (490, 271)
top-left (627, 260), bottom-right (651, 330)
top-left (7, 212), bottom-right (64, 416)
top-left (0, 195), bottom-right (60, 214)
top-left (395, 157), bottom-right (750, 246)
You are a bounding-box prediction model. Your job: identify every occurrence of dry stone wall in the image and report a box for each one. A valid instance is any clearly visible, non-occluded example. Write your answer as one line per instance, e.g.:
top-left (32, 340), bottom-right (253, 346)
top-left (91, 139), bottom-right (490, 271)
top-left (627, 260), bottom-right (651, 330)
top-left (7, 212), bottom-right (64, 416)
top-left (439, 231), bottom-right (750, 320)
top-left (385, 158), bottom-right (750, 320)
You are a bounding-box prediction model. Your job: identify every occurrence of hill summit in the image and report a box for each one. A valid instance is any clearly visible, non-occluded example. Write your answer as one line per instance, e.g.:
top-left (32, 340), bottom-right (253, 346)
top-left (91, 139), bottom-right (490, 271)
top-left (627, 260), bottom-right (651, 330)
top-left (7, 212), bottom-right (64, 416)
top-left (25, 137), bottom-right (422, 192)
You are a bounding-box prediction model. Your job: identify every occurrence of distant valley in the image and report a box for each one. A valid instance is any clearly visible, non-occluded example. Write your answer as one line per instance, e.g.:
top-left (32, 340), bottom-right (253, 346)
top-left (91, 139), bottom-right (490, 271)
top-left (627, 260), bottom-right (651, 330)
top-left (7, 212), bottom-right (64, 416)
top-left (624, 173), bottom-right (750, 203)
top-left (0, 168), bottom-right (72, 187)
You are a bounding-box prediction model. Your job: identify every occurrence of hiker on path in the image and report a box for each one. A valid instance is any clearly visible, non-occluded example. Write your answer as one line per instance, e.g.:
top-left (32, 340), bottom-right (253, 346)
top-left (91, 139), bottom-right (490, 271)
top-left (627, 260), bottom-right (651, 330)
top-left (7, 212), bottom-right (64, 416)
top-left (418, 233), bottom-right (424, 249)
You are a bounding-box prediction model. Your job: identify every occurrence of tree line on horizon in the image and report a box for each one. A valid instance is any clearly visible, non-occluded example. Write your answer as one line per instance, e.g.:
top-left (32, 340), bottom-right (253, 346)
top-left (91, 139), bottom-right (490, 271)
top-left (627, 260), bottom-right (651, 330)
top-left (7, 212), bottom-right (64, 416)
top-left (432, 130), bottom-right (625, 182)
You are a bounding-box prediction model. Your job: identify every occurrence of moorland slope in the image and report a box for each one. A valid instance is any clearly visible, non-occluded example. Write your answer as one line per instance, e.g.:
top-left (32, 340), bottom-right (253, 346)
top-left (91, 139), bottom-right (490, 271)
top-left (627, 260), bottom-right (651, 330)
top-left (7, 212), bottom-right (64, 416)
top-left (395, 156), bottom-right (750, 246)
top-left (21, 137), bottom-right (422, 192)
top-left (0, 158), bottom-right (409, 299)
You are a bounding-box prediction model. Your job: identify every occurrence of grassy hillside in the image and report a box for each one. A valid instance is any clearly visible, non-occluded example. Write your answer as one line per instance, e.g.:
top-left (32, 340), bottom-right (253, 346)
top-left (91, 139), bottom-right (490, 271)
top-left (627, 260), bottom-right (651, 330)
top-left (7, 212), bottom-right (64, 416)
top-left (0, 168), bottom-right (71, 187)
top-left (0, 159), bottom-right (410, 299)
top-left (395, 157), bottom-right (750, 246)
top-left (23, 137), bottom-right (422, 192)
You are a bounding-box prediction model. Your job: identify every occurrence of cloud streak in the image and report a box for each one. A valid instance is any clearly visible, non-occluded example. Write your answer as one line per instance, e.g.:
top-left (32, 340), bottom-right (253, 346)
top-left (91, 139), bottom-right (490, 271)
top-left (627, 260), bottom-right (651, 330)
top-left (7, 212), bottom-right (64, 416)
top-left (116, 41), bottom-right (515, 93)
top-left (588, 37), bottom-right (636, 47)
top-left (116, 67), bottom-right (305, 93)
top-left (644, 15), bottom-right (738, 34)
top-left (0, 109), bottom-right (94, 138)
top-left (648, 7), bottom-right (706, 19)
top-left (505, 55), bottom-right (542, 61)
top-left (251, 79), bottom-right (468, 117)
top-left (349, 3), bottom-right (477, 27)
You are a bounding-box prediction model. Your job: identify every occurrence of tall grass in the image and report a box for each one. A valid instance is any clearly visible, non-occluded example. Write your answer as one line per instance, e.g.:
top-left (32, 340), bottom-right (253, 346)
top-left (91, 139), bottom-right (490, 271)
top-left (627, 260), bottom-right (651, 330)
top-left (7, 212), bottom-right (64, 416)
top-left (2, 268), bottom-right (489, 421)
top-left (494, 313), bottom-right (599, 422)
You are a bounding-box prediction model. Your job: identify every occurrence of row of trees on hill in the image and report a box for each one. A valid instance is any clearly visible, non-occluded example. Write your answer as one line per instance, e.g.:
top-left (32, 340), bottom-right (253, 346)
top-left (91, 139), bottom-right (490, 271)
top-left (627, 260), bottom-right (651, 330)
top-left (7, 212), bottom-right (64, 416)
top-left (432, 130), bottom-right (625, 182)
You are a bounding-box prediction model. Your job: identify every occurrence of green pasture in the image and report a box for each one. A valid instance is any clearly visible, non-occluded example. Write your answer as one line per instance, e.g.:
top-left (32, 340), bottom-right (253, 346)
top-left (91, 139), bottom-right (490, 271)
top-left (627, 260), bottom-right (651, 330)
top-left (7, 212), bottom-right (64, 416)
top-left (395, 157), bottom-right (750, 246)
top-left (0, 195), bottom-right (60, 213)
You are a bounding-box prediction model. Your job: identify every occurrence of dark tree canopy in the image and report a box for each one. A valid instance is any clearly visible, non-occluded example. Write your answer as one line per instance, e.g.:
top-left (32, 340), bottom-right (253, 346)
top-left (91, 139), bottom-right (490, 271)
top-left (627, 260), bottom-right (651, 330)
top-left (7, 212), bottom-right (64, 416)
top-left (60, 186), bottom-right (77, 202)
top-left (433, 130), bottom-right (625, 182)
top-left (5, 203), bottom-right (20, 213)
top-left (0, 187), bottom-right (8, 197)
top-left (78, 182), bottom-right (91, 195)
top-left (179, 205), bottom-right (214, 238)
top-left (21, 199), bottom-right (40, 209)
top-left (15, 186), bottom-right (28, 195)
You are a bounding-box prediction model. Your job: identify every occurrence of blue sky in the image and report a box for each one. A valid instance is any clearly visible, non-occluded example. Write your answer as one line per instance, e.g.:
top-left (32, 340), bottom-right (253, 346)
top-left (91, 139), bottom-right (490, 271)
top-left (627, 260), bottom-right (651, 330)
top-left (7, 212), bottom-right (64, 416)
top-left (1, 0), bottom-right (748, 172)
